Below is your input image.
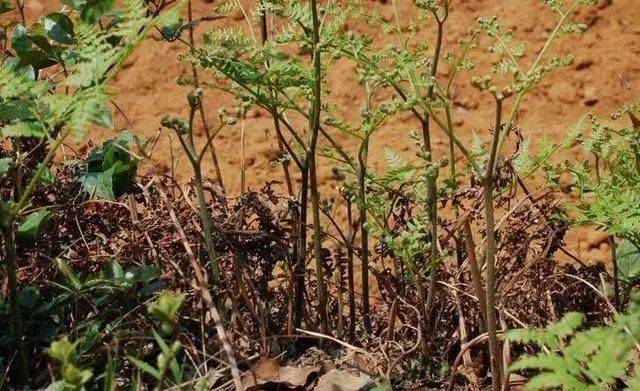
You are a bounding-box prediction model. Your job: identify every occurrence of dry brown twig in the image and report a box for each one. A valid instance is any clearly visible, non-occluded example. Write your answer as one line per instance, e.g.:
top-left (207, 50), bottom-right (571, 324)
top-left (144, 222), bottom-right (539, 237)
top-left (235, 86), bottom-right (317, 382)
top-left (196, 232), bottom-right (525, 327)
top-left (156, 183), bottom-right (242, 390)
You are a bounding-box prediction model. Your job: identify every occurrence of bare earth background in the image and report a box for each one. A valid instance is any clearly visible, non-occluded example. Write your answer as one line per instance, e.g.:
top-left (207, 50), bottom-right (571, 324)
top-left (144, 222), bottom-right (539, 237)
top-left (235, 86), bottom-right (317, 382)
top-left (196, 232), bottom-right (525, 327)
top-left (13, 0), bottom-right (640, 262)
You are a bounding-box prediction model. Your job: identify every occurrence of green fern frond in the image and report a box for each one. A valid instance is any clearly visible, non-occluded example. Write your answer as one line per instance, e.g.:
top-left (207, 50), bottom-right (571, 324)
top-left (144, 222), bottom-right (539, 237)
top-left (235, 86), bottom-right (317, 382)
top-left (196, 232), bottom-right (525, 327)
top-left (215, 1), bottom-right (237, 14)
top-left (384, 148), bottom-right (408, 171)
top-left (513, 137), bottom-right (534, 175)
top-left (0, 63), bottom-right (50, 99)
top-left (65, 23), bottom-right (120, 87)
top-left (509, 300), bottom-right (640, 390)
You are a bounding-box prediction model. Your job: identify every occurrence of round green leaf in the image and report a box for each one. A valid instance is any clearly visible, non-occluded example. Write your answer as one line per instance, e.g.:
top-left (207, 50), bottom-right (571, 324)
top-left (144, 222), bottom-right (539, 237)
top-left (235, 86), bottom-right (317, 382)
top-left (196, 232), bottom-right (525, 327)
top-left (43, 12), bottom-right (75, 44)
top-left (617, 239), bottom-right (640, 283)
top-left (17, 49), bottom-right (58, 70)
top-left (11, 24), bottom-right (32, 53)
top-left (17, 210), bottom-right (51, 243)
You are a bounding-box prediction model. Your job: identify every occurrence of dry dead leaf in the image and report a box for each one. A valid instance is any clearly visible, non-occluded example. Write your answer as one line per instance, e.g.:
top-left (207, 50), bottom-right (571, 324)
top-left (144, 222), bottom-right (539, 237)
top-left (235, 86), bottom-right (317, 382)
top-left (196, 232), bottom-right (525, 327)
top-left (315, 369), bottom-right (373, 391)
top-left (244, 358), bottom-right (321, 390)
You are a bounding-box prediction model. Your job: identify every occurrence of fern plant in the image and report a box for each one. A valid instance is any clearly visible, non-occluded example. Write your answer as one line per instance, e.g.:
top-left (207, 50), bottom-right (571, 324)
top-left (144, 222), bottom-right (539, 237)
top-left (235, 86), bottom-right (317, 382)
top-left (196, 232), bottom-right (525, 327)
top-left (331, 0), bottom-right (598, 385)
top-left (189, 0), bottom-right (363, 333)
top-left (508, 296), bottom-right (640, 390)
top-left (190, 0), bottom-right (600, 384)
top-left (514, 105), bottom-right (640, 304)
top-left (571, 107), bottom-right (640, 247)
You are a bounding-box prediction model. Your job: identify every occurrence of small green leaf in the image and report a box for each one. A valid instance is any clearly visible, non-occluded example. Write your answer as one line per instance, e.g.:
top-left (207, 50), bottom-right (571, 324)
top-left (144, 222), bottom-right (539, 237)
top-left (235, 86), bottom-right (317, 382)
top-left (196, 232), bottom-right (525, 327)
top-left (0, 0), bottom-right (12, 14)
top-left (63, 0), bottom-right (116, 24)
top-left (152, 330), bottom-right (182, 382)
top-left (16, 49), bottom-right (57, 70)
top-left (17, 210), bottom-right (51, 242)
top-left (11, 24), bottom-right (31, 53)
top-left (0, 100), bottom-right (33, 121)
top-left (125, 266), bottom-right (160, 284)
top-left (127, 356), bottom-right (161, 380)
top-left (104, 259), bottom-right (125, 280)
top-left (28, 29), bottom-right (59, 54)
top-left (0, 157), bottom-right (12, 174)
top-left (91, 105), bottom-right (114, 129)
top-left (148, 291), bottom-right (185, 329)
top-left (36, 163), bottom-right (55, 184)
top-left (153, 330), bottom-right (171, 356)
top-left (46, 336), bottom-right (77, 364)
top-left (44, 381), bottom-right (66, 391)
top-left (524, 372), bottom-right (576, 390)
top-left (616, 239), bottom-right (640, 283)
top-left (61, 364), bottom-right (92, 387)
top-left (88, 0), bottom-right (117, 22)
top-left (159, 17), bottom-right (183, 41)
top-left (78, 134), bottom-right (138, 199)
top-left (55, 259), bottom-right (83, 291)
top-left (43, 13), bottom-right (75, 44)
top-left (79, 165), bottom-right (116, 200)
top-left (1, 121), bottom-right (46, 138)
top-left (3, 58), bottom-right (36, 81)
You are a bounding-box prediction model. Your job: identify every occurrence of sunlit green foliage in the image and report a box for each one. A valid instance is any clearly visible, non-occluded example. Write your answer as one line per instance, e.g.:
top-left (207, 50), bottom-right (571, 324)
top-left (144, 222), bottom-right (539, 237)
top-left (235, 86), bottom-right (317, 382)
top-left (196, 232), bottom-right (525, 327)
top-left (508, 296), bottom-right (640, 390)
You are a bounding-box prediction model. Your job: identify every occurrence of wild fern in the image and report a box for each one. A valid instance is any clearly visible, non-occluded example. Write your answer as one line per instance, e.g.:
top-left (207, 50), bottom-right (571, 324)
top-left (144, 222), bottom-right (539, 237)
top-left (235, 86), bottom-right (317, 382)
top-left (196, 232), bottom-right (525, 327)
top-left (569, 109), bottom-right (640, 247)
top-left (508, 296), bottom-right (640, 390)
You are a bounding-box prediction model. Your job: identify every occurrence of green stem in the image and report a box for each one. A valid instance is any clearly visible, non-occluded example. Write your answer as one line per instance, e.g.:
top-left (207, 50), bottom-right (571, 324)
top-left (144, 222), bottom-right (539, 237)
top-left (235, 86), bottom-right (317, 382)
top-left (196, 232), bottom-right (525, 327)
top-left (259, 1), bottom-right (295, 197)
top-left (484, 98), bottom-right (504, 390)
top-left (193, 166), bottom-right (220, 281)
top-left (358, 132), bottom-right (371, 333)
top-left (345, 196), bottom-right (356, 338)
top-left (421, 14), bottom-right (447, 359)
top-left (187, 0), bottom-right (225, 191)
top-left (308, 0), bottom-right (329, 335)
top-left (293, 165), bottom-right (309, 329)
top-left (493, 3), bottom-right (579, 174)
top-left (182, 100), bottom-right (220, 281)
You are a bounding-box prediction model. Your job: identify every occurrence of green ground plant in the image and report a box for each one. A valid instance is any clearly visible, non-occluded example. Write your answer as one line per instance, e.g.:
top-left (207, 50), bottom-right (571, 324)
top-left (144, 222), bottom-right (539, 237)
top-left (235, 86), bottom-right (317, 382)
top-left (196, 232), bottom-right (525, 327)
top-left (1, 0), bottom-right (639, 389)
top-left (507, 295), bottom-right (640, 390)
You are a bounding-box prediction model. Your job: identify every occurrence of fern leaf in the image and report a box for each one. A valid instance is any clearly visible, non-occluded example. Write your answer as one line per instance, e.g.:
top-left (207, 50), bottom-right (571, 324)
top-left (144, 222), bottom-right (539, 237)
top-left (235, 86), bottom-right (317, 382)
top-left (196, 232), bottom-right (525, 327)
top-left (513, 137), bottom-right (535, 175)
top-left (384, 148), bottom-right (407, 171)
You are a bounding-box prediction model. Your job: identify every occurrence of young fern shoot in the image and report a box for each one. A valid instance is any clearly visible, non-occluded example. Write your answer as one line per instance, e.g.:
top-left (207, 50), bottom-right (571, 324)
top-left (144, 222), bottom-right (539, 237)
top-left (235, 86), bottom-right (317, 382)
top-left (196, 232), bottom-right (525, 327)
top-left (161, 91), bottom-right (228, 282)
top-left (473, 0), bottom-right (598, 386)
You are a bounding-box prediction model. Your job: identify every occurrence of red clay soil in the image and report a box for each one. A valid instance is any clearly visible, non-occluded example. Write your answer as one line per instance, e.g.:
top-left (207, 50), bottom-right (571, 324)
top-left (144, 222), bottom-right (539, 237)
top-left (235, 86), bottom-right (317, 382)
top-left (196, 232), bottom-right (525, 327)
top-left (11, 0), bottom-right (640, 262)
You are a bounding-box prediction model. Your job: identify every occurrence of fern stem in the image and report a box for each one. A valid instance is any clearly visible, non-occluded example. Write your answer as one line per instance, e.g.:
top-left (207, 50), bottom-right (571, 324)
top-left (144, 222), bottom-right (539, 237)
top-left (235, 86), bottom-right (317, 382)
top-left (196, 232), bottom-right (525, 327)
top-left (308, 0), bottom-right (329, 335)
top-left (293, 166), bottom-right (309, 329)
top-left (188, 0), bottom-right (225, 191)
top-left (180, 97), bottom-right (220, 282)
top-left (345, 196), bottom-right (356, 338)
top-left (422, 14), bottom-right (446, 358)
top-left (259, 0), bottom-right (295, 197)
top-left (484, 97), bottom-right (504, 390)
top-left (358, 133), bottom-right (371, 333)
